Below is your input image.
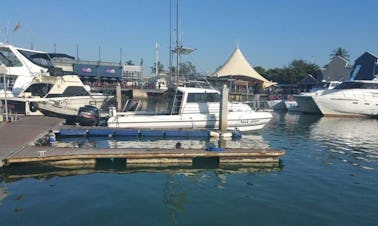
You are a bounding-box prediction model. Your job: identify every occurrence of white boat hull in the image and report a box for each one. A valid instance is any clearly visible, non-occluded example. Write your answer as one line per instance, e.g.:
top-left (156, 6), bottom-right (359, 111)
top-left (107, 111), bottom-right (272, 132)
top-left (312, 89), bottom-right (378, 117)
top-left (284, 100), bottom-right (301, 112)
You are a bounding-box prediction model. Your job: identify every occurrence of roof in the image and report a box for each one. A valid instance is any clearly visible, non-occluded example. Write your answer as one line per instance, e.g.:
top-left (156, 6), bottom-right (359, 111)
top-left (212, 48), bottom-right (275, 88)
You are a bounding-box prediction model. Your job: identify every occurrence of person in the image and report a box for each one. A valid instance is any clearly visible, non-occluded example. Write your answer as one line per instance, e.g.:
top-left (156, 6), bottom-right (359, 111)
top-left (252, 82), bottom-right (262, 110)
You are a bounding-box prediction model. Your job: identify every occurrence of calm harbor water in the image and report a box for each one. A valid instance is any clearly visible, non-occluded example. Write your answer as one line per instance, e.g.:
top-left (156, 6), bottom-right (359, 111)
top-left (1, 112), bottom-right (378, 226)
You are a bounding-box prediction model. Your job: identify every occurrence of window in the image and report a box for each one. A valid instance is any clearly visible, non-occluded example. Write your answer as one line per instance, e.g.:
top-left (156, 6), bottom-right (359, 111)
top-left (18, 49), bottom-right (54, 68)
top-left (0, 47), bottom-right (22, 67)
top-left (24, 83), bottom-right (53, 97)
top-left (187, 92), bottom-right (220, 103)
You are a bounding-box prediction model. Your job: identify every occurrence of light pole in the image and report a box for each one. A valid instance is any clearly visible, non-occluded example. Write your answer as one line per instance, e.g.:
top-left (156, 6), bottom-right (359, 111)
top-left (0, 65), bottom-right (8, 121)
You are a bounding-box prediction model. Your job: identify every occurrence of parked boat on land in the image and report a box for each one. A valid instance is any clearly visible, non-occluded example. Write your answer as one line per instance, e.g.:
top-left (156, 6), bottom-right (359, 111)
top-left (1, 75), bottom-right (113, 122)
top-left (293, 81), bottom-right (342, 114)
top-left (107, 86), bottom-right (273, 132)
top-left (0, 42), bottom-right (72, 97)
top-left (311, 79), bottom-right (378, 117)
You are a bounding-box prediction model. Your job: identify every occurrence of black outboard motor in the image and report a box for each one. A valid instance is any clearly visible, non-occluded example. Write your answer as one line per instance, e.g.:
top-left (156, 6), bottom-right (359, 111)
top-left (77, 105), bottom-right (100, 126)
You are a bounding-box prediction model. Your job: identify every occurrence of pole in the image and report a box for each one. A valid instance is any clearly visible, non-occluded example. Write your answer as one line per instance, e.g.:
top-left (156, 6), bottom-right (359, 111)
top-left (220, 84), bottom-right (228, 132)
top-left (0, 65), bottom-right (8, 121)
top-left (176, 0), bottom-right (179, 83)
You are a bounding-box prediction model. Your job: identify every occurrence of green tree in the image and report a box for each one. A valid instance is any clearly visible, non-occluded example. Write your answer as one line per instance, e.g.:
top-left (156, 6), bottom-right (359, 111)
top-left (125, 60), bottom-right (134, 65)
top-left (151, 61), bottom-right (164, 75)
top-left (330, 47), bottom-right (350, 61)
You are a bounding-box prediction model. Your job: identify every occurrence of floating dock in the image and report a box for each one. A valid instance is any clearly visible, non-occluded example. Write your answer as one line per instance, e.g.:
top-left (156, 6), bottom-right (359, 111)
top-left (0, 116), bottom-right (285, 168)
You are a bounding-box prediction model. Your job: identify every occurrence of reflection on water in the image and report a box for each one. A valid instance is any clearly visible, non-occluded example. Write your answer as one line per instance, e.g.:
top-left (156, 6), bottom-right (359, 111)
top-left (310, 117), bottom-right (378, 169)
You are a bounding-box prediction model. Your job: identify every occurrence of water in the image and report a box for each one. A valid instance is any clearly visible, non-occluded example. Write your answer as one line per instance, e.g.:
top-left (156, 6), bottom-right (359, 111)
top-left (1, 112), bottom-right (378, 226)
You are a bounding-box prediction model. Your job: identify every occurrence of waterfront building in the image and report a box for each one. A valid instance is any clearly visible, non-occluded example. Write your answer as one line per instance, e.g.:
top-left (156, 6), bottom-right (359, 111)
top-left (319, 55), bottom-right (352, 82)
top-left (350, 51), bottom-right (378, 80)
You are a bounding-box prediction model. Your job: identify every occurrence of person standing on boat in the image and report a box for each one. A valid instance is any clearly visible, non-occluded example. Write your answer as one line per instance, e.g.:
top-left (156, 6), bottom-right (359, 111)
top-left (252, 81), bottom-right (262, 110)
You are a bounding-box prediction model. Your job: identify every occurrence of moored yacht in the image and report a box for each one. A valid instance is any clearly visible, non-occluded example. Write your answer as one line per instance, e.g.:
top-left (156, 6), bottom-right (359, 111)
top-left (0, 42), bottom-right (66, 96)
top-left (311, 79), bottom-right (378, 117)
top-left (293, 81), bottom-right (342, 114)
top-left (107, 86), bottom-right (273, 132)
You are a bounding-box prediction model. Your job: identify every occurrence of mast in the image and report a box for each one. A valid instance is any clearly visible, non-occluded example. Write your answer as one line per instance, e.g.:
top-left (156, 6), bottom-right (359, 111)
top-left (175, 0), bottom-right (179, 83)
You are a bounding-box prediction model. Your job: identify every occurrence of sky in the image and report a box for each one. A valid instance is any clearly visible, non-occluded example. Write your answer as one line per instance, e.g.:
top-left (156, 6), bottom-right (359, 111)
top-left (1, 0), bottom-right (378, 75)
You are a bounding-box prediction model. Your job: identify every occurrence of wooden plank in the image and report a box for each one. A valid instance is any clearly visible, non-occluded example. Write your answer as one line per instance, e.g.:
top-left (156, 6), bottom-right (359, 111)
top-left (4, 145), bottom-right (284, 166)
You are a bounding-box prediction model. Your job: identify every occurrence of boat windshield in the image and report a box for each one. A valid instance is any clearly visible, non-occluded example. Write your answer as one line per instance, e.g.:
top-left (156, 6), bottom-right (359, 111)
top-left (0, 47), bottom-right (22, 67)
top-left (18, 49), bottom-right (54, 68)
top-left (187, 92), bottom-right (220, 103)
top-left (24, 83), bottom-right (54, 97)
top-left (46, 86), bottom-right (90, 98)
top-left (334, 81), bottom-right (378, 89)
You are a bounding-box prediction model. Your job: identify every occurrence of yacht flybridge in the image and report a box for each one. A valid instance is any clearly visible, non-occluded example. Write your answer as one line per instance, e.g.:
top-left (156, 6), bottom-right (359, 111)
top-left (0, 42), bottom-right (63, 96)
top-left (107, 86), bottom-right (273, 132)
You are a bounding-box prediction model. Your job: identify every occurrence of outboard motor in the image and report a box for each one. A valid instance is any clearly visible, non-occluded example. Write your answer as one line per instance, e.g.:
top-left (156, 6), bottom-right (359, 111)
top-left (77, 105), bottom-right (100, 126)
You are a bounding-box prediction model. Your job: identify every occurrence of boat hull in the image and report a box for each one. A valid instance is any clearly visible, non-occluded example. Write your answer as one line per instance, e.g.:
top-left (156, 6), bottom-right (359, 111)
top-left (312, 91), bottom-right (378, 117)
top-left (107, 112), bottom-right (273, 132)
top-left (293, 95), bottom-right (321, 114)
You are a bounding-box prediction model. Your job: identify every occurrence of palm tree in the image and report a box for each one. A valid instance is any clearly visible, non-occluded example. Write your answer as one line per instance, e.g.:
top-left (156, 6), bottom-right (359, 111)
top-left (330, 47), bottom-right (350, 61)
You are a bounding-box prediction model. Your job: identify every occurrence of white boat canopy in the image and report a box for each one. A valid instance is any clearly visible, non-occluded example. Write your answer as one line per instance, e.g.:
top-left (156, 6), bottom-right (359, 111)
top-left (212, 48), bottom-right (276, 88)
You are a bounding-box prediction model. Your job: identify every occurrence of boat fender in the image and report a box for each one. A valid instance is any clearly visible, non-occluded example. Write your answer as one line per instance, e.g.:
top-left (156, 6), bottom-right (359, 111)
top-left (206, 146), bottom-right (225, 152)
top-left (232, 130), bottom-right (242, 139)
top-left (29, 102), bottom-right (38, 112)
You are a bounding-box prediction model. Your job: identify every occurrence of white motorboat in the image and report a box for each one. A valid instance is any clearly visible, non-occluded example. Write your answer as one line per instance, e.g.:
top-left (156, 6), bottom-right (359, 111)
top-left (107, 86), bottom-right (273, 132)
top-left (311, 79), bottom-right (378, 117)
top-left (1, 75), bottom-right (112, 122)
top-left (293, 81), bottom-right (342, 114)
top-left (0, 42), bottom-right (67, 96)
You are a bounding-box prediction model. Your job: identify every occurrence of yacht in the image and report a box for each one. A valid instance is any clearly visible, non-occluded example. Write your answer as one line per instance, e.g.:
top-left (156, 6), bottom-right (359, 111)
top-left (293, 81), bottom-right (342, 114)
top-left (2, 75), bottom-right (112, 122)
top-left (0, 43), bottom-right (65, 96)
top-left (107, 86), bottom-right (273, 132)
top-left (311, 79), bottom-right (378, 117)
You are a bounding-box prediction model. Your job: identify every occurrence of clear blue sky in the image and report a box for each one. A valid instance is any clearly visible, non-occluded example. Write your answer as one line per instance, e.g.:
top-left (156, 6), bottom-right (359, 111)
top-left (1, 0), bottom-right (378, 75)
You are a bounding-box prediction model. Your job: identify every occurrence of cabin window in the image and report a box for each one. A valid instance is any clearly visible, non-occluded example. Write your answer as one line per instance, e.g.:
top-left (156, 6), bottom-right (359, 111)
top-left (18, 49), bottom-right (54, 68)
top-left (24, 83), bottom-right (53, 97)
top-left (62, 86), bottom-right (90, 97)
top-left (335, 82), bottom-right (378, 89)
top-left (0, 47), bottom-right (22, 67)
top-left (187, 93), bottom-right (220, 103)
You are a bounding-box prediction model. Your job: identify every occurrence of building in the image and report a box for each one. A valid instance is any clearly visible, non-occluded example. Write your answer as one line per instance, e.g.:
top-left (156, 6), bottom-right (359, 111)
top-left (320, 56), bottom-right (352, 81)
top-left (350, 52), bottom-right (378, 80)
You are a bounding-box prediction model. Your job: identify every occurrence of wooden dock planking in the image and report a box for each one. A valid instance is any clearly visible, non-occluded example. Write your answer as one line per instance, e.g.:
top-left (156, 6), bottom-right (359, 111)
top-left (0, 116), bottom-right (65, 166)
top-left (4, 146), bottom-right (284, 166)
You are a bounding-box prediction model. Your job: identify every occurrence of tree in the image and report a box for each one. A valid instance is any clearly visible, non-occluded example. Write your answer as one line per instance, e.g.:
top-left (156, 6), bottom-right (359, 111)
top-left (125, 60), bottom-right (134, 65)
top-left (330, 47), bottom-right (350, 61)
top-left (150, 61), bottom-right (164, 75)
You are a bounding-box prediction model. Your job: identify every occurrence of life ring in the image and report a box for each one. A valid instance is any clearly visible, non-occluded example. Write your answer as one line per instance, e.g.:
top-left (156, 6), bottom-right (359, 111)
top-left (287, 95), bottom-right (294, 101)
top-left (29, 102), bottom-right (38, 112)
top-left (269, 95), bottom-right (275, 100)
top-left (277, 94), bottom-right (282, 100)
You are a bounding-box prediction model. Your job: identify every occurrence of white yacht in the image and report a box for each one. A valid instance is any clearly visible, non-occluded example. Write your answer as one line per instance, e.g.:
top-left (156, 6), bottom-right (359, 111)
top-left (293, 81), bottom-right (342, 114)
top-left (2, 75), bottom-right (112, 122)
top-left (311, 79), bottom-right (378, 117)
top-left (0, 43), bottom-right (58, 96)
top-left (107, 86), bottom-right (273, 132)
